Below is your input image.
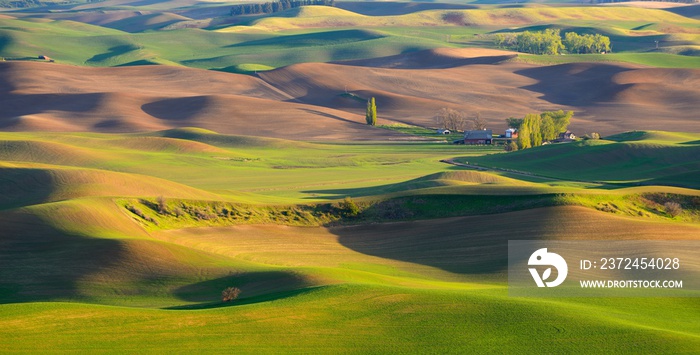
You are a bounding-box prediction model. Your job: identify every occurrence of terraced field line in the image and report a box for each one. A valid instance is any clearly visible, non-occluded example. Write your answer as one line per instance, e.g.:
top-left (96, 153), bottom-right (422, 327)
top-left (440, 158), bottom-right (612, 185)
top-left (255, 73), bottom-right (302, 103)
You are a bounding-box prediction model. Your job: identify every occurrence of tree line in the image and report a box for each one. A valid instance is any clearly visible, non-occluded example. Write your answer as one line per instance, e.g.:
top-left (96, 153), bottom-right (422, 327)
top-left (230, 0), bottom-right (334, 16)
top-left (563, 32), bottom-right (611, 54)
top-left (494, 29), bottom-right (611, 55)
top-left (506, 110), bottom-right (573, 150)
top-left (434, 108), bottom-right (486, 132)
top-left (0, 0), bottom-right (42, 8)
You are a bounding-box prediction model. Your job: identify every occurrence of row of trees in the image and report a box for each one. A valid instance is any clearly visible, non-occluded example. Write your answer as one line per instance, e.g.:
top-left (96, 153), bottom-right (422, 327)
top-left (434, 108), bottom-right (487, 132)
top-left (230, 0), bottom-right (334, 16)
top-left (564, 32), bottom-right (611, 54)
top-left (0, 0), bottom-right (41, 8)
top-left (494, 29), bottom-right (565, 55)
top-left (507, 110), bottom-right (573, 150)
top-left (494, 29), bottom-right (611, 55)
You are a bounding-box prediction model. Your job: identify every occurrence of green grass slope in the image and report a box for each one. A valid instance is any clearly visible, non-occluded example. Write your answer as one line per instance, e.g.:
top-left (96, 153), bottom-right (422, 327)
top-left (0, 290), bottom-right (699, 353)
top-left (1, 204), bottom-right (699, 351)
top-left (2, 4), bottom-right (698, 70)
top-left (0, 164), bottom-right (222, 210)
top-left (516, 52), bottom-right (700, 68)
top-left (242, 6), bottom-right (698, 31)
top-left (0, 130), bottom-right (698, 351)
top-left (0, 198), bottom-right (316, 307)
top-left (466, 131), bottom-right (700, 188)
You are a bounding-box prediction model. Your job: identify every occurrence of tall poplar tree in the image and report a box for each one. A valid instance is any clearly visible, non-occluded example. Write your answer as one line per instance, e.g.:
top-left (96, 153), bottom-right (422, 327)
top-left (366, 97), bottom-right (377, 126)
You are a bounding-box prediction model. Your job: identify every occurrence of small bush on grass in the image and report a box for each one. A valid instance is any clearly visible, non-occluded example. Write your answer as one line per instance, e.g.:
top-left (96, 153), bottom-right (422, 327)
top-left (222, 287), bottom-right (241, 302)
top-left (664, 202), bottom-right (683, 217)
top-left (339, 197), bottom-right (360, 217)
top-left (157, 195), bottom-right (168, 214)
top-left (125, 204), bottom-right (158, 225)
top-left (173, 206), bottom-right (185, 218)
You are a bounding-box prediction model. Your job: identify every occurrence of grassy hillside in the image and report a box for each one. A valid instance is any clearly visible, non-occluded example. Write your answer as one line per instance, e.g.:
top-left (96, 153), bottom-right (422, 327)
top-left (1, 205), bottom-right (699, 351)
top-left (0, 130), bottom-right (496, 203)
top-left (516, 52), bottom-right (700, 68)
top-left (241, 6), bottom-right (697, 31)
top-left (2, 1), bottom-right (700, 351)
top-left (1, 287), bottom-right (698, 353)
top-left (466, 131), bottom-right (700, 188)
top-left (0, 129), bottom-right (698, 351)
top-left (1, 4), bottom-right (698, 70)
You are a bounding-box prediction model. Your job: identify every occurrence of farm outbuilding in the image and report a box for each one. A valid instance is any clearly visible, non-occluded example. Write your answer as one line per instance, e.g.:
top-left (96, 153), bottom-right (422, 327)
top-left (559, 130), bottom-right (576, 140)
top-left (552, 130), bottom-right (576, 143)
top-left (463, 130), bottom-right (492, 145)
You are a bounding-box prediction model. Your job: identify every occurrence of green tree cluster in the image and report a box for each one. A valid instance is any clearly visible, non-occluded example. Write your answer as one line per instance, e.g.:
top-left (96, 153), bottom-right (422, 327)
top-left (495, 30), bottom-right (611, 55)
top-left (230, 0), bottom-right (334, 16)
top-left (564, 32), bottom-right (611, 54)
top-left (366, 97), bottom-right (377, 126)
top-left (510, 110), bottom-right (573, 150)
top-left (340, 197), bottom-right (360, 217)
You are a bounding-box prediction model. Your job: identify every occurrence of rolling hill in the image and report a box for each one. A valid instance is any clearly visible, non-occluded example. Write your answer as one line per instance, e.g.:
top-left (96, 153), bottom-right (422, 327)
top-left (0, 128), bottom-right (698, 352)
top-left (1, 1), bottom-right (699, 352)
top-left (467, 131), bottom-right (700, 188)
top-left (0, 61), bottom-right (409, 140)
top-left (2, 50), bottom-right (699, 137)
top-left (239, 5), bottom-right (698, 31)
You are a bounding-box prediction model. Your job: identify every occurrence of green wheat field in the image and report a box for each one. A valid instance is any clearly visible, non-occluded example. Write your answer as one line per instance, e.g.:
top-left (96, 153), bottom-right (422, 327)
top-left (1, 0), bottom-right (699, 352)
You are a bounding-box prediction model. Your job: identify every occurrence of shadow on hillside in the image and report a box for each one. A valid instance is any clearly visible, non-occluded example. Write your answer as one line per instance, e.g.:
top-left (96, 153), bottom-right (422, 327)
top-left (166, 287), bottom-right (325, 310)
top-left (300, 109), bottom-right (359, 125)
top-left (0, 168), bottom-right (57, 210)
top-left (665, 4), bottom-right (700, 19)
top-left (335, 2), bottom-right (476, 16)
top-left (0, 211), bottom-right (125, 304)
top-left (330, 207), bottom-right (561, 276)
top-left (0, 64), bottom-right (15, 95)
top-left (227, 29), bottom-right (385, 48)
top-left (0, 64), bottom-right (107, 126)
top-left (0, 34), bottom-right (11, 53)
top-left (334, 50), bottom-right (516, 69)
top-left (167, 271), bottom-right (315, 309)
top-left (86, 44), bottom-right (140, 64)
top-left (141, 96), bottom-right (210, 121)
top-left (514, 63), bottom-right (634, 107)
top-left (172, 270), bottom-right (312, 302)
top-left (302, 178), bottom-right (444, 199)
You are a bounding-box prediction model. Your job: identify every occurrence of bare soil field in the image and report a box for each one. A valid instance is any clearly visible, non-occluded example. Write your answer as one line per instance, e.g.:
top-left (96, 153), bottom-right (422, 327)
top-left (2, 48), bottom-right (699, 138)
top-left (601, 1), bottom-right (697, 9)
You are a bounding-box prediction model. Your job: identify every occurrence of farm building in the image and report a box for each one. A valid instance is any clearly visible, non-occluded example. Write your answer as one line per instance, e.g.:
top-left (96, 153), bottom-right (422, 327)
top-left (505, 128), bottom-right (518, 139)
top-left (560, 131), bottom-right (576, 140)
top-left (552, 130), bottom-right (576, 143)
top-left (463, 130), bottom-right (492, 145)
top-left (437, 129), bottom-right (451, 135)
